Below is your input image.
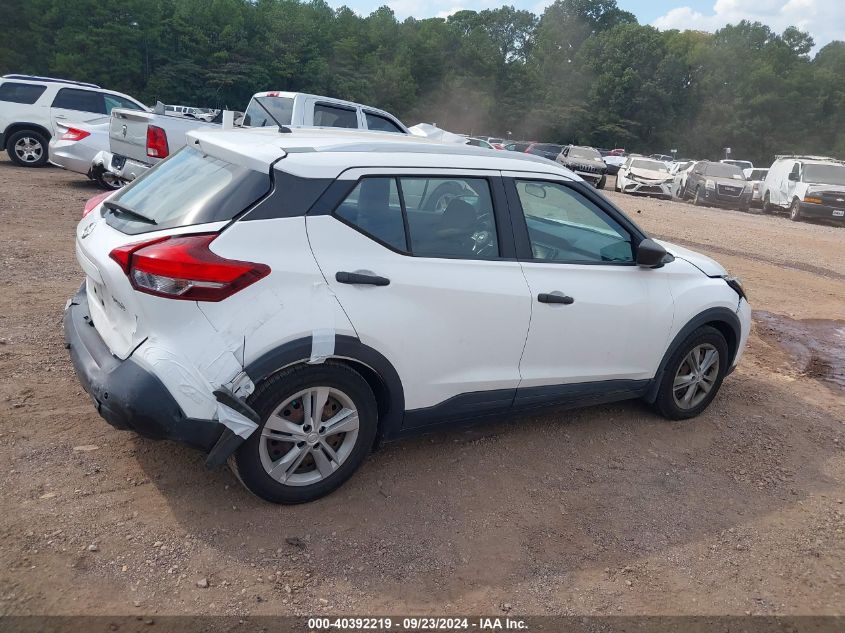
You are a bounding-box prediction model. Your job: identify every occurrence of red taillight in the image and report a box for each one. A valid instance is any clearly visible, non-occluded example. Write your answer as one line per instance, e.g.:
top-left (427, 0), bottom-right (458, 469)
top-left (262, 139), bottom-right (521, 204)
top-left (109, 233), bottom-right (270, 302)
top-left (61, 127), bottom-right (90, 142)
top-left (146, 125), bottom-right (169, 158)
top-left (83, 191), bottom-right (112, 218)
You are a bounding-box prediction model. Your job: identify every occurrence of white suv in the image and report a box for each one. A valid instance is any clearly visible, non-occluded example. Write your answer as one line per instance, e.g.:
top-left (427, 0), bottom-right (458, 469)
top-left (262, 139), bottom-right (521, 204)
top-left (64, 128), bottom-right (751, 503)
top-left (0, 74), bottom-right (145, 167)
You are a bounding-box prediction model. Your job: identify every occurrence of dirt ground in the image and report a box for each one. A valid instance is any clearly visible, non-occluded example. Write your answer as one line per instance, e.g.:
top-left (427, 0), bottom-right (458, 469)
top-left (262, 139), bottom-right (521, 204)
top-left (1, 160), bottom-right (843, 617)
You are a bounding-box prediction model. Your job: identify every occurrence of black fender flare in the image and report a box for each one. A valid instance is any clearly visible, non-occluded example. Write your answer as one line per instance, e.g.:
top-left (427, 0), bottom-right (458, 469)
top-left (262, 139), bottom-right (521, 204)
top-left (644, 306), bottom-right (741, 403)
top-left (243, 336), bottom-right (405, 440)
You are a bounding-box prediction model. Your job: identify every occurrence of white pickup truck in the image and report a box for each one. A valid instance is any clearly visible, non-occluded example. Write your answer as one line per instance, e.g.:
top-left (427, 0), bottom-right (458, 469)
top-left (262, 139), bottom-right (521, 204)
top-left (101, 92), bottom-right (408, 183)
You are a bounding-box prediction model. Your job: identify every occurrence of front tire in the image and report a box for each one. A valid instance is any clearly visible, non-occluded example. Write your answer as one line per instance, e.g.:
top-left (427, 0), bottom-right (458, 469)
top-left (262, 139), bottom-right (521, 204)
top-left (693, 186), bottom-right (704, 206)
top-left (7, 129), bottom-right (49, 167)
top-left (231, 362), bottom-right (378, 504)
top-left (789, 198), bottom-right (803, 222)
top-left (652, 326), bottom-right (729, 420)
top-left (596, 175), bottom-right (606, 189)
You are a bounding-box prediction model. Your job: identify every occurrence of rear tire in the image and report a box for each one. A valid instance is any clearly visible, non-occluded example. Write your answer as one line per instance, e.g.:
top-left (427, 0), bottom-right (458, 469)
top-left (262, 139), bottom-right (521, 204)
top-left (7, 129), bottom-right (49, 167)
top-left (652, 326), bottom-right (729, 420)
top-left (92, 166), bottom-right (124, 190)
top-left (231, 362), bottom-right (378, 504)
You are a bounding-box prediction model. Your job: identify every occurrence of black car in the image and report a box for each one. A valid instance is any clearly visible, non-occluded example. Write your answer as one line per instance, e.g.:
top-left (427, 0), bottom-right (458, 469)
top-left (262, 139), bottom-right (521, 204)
top-left (683, 161), bottom-right (751, 211)
top-left (525, 143), bottom-right (563, 161)
top-left (557, 145), bottom-right (608, 188)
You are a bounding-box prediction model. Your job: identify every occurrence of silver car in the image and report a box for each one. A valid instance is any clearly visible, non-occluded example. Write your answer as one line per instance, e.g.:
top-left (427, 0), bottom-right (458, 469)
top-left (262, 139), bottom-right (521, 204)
top-left (48, 121), bottom-right (123, 190)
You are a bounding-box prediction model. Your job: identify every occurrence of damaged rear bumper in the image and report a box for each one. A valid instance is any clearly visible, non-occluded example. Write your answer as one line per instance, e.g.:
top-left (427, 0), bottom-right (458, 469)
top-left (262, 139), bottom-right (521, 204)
top-left (63, 284), bottom-right (252, 466)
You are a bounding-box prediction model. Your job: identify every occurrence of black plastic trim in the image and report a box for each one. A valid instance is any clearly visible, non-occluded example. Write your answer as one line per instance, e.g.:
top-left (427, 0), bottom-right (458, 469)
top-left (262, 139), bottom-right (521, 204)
top-left (241, 170), bottom-right (334, 220)
top-left (643, 306), bottom-right (741, 403)
top-left (243, 335), bottom-right (406, 440)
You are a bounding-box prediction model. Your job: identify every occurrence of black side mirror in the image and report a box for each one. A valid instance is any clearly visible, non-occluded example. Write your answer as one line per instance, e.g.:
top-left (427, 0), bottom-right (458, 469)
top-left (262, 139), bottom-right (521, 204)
top-left (636, 238), bottom-right (671, 268)
top-left (788, 171), bottom-right (799, 181)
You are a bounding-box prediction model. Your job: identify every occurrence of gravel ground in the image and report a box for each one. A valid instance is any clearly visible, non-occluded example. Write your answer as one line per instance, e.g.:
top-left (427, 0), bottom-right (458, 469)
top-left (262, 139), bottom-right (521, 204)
top-left (0, 163), bottom-right (843, 617)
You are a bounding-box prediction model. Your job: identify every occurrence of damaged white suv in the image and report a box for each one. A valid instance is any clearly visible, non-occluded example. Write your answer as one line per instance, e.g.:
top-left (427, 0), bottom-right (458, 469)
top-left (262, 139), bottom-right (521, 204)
top-left (65, 128), bottom-right (751, 503)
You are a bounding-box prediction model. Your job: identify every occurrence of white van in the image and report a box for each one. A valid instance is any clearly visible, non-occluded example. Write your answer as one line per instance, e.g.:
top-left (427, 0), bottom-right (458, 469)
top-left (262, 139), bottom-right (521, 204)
top-left (761, 155), bottom-right (845, 222)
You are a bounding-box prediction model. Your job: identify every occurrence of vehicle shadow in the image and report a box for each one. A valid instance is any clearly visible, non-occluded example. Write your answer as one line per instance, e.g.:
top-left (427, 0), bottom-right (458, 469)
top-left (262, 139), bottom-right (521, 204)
top-left (133, 372), bottom-right (844, 611)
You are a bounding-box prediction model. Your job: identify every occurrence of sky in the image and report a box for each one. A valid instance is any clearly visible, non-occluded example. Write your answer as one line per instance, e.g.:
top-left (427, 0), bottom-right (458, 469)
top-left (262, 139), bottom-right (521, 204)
top-left (327, 0), bottom-right (844, 49)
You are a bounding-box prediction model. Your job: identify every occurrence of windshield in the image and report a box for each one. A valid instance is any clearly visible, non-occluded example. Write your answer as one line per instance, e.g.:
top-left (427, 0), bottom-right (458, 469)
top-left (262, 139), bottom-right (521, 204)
top-left (243, 95), bottom-right (294, 127)
top-left (631, 159), bottom-right (669, 172)
top-left (569, 147), bottom-right (601, 160)
top-left (748, 169), bottom-right (768, 180)
top-left (803, 164), bottom-right (845, 186)
top-left (106, 146), bottom-right (271, 235)
top-left (706, 163), bottom-right (744, 179)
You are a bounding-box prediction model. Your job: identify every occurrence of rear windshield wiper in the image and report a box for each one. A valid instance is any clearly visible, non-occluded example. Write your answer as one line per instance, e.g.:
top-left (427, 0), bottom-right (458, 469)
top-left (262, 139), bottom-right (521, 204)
top-left (104, 201), bottom-right (158, 225)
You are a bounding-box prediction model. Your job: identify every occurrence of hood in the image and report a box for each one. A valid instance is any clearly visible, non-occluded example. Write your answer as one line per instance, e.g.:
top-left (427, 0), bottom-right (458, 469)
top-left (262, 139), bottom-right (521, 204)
top-left (654, 239), bottom-right (727, 277)
top-left (711, 176), bottom-right (746, 185)
top-left (630, 167), bottom-right (671, 181)
top-left (806, 183), bottom-right (845, 195)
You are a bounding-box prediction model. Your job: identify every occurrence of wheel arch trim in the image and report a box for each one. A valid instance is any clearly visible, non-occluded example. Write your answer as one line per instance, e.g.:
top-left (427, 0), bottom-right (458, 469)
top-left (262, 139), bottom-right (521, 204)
top-left (644, 306), bottom-right (741, 403)
top-left (243, 336), bottom-right (405, 440)
top-left (4, 122), bottom-right (53, 146)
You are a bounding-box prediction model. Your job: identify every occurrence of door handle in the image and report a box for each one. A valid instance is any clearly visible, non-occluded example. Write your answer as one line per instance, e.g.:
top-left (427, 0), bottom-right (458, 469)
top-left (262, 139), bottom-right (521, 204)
top-left (335, 271), bottom-right (390, 286)
top-left (538, 293), bottom-right (574, 305)
top-left (55, 115), bottom-right (66, 119)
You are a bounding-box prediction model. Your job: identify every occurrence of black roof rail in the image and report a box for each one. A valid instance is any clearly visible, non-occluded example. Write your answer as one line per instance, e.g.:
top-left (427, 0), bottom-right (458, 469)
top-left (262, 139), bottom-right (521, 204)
top-left (2, 74), bottom-right (100, 89)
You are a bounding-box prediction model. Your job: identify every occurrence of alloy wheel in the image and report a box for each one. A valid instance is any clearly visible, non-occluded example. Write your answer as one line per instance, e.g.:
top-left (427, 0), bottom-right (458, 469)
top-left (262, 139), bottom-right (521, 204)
top-left (672, 343), bottom-right (720, 409)
top-left (14, 137), bottom-right (43, 163)
top-left (258, 387), bottom-right (359, 486)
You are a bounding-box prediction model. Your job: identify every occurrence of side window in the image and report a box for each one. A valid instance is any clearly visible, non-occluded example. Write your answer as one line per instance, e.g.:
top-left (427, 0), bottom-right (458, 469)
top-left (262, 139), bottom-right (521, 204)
top-left (0, 82), bottom-right (47, 104)
top-left (515, 180), bottom-right (633, 264)
top-left (51, 88), bottom-right (105, 114)
top-left (104, 93), bottom-right (143, 114)
top-left (313, 103), bottom-right (358, 129)
top-left (364, 112), bottom-right (404, 134)
top-left (334, 176), bottom-right (500, 259)
top-left (335, 178), bottom-right (406, 251)
top-left (401, 177), bottom-right (498, 258)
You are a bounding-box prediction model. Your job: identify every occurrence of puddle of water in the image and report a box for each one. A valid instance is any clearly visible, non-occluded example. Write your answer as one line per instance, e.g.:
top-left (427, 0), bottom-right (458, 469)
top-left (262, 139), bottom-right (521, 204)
top-left (754, 311), bottom-right (845, 392)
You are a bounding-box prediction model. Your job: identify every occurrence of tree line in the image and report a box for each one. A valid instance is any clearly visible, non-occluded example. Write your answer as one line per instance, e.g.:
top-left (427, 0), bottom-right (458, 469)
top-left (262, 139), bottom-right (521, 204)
top-left (2, 0), bottom-right (843, 165)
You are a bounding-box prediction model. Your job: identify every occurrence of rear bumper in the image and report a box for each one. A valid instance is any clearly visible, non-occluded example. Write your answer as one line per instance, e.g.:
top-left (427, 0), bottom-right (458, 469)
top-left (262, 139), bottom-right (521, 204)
top-left (48, 140), bottom-right (96, 176)
top-left (63, 284), bottom-right (227, 453)
top-left (799, 202), bottom-right (845, 221)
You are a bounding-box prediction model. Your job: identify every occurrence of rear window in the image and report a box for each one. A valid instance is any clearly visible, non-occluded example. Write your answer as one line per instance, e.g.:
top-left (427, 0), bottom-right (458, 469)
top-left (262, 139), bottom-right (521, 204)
top-left (0, 82), bottom-right (47, 104)
top-left (104, 146), bottom-right (271, 235)
top-left (243, 96), bottom-right (294, 127)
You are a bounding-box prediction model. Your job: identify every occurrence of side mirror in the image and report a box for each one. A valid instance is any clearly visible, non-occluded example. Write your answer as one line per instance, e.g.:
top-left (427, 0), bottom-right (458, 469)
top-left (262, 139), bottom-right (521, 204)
top-left (636, 238), bottom-right (671, 268)
top-left (788, 171), bottom-right (799, 182)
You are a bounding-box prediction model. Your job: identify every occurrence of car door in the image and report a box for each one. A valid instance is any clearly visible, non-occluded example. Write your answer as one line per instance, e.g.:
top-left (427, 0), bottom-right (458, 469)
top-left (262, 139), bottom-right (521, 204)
top-left (49, 87), bottom-right (107, 133)
top-left (306, 169), bottom-right (532, 426)
top-left (503, 174), bottom-right (674, 397)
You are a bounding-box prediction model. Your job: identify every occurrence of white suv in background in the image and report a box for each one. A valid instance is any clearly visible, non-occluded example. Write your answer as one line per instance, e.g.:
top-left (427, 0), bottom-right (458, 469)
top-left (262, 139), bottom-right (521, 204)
top-left (64, 128), bottom-right (750, 504)
top-left (0, 74), bottom-right (145, 167)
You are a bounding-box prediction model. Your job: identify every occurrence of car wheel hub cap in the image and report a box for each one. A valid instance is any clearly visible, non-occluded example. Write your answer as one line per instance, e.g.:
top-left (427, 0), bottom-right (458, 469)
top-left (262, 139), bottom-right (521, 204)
top-left (258, 387), bottom-right (359, 487)
top-left (14, 137), bottom-right (42, 162)
top-left (672, 343), bottom-right (720, 410)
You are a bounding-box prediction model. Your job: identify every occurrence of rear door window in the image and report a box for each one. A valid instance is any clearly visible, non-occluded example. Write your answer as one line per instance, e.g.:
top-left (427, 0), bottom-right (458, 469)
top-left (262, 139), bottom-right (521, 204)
top-left (364, 111), bottom-right (404, 133)
top-left (243, 96), bottom-right (294, 127)
top-left (51, 88), bottom-right (105, 114)
top-left (0, 82), bottom-right (46, 104)
top-left (313, 103), bottom-right (358, 129)
top-left (104, 146), bottom-right (271, 235)
top-left (103, 93), bottom-right (144, 114)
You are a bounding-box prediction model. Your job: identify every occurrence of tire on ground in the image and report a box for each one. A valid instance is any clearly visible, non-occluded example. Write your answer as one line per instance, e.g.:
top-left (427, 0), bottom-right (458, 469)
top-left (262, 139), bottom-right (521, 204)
top-left (6, 129), bottom-right (50, 167)
top-left (230, 362), bottom-right (378, 504)
top-left (652, 325), bottom-right (730, 420)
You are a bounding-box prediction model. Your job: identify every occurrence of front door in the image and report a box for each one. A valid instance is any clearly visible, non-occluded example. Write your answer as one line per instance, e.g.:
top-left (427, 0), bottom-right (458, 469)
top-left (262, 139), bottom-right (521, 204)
top-left (504, 175), bottom-right (675, 391)
top-left (306, 170), bottom-right (532, 422)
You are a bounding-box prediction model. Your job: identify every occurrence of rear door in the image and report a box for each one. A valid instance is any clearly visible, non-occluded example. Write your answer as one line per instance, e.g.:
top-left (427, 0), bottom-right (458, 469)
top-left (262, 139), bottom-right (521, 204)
top-left (50, 88), bottom-right (106, 133)
top-left (504, 174), bottom-right (674, 393)
top-left (306, 169), bottom-right (532, 423)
